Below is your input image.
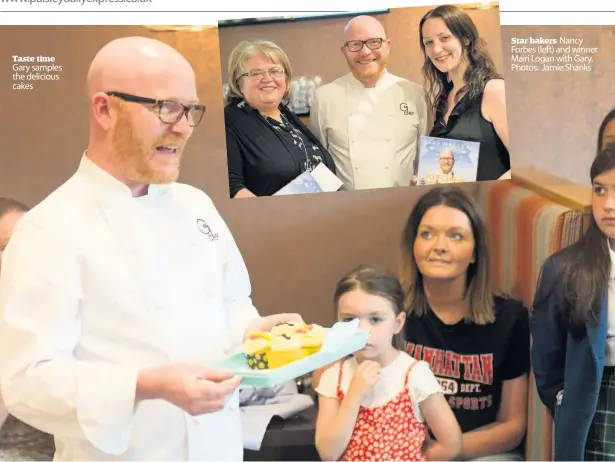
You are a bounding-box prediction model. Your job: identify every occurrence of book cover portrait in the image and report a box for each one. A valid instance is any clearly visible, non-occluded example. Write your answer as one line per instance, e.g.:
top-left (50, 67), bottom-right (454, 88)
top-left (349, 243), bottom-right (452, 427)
top-left (417, 136), bottom-right (480, 185)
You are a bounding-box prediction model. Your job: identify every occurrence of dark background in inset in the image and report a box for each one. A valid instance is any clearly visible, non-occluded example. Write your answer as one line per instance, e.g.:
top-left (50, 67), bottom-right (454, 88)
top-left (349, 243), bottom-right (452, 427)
top-left (501, 25), bottom-right (615, 185)
top-left (0, 8), bottom-right (499, 325)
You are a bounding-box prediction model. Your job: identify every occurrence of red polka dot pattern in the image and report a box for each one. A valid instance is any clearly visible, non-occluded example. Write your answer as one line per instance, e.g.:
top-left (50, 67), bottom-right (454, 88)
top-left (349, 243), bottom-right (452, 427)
top-left (337, 360), bottom-right (427, 462)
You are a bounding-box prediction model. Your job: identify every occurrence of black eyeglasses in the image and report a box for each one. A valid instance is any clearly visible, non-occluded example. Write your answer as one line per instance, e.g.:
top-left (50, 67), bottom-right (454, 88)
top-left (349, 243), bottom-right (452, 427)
top-left (344, 38), bottom-right (386, 53)
top-left (106, 91), bottom-right (206, 127)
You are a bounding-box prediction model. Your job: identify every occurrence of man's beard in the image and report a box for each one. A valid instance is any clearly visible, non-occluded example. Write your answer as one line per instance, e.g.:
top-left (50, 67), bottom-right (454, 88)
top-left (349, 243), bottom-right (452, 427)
top-left (351, 52), bottom-right (389, 82)
top-left (112, 108), bottom-right (186, 185)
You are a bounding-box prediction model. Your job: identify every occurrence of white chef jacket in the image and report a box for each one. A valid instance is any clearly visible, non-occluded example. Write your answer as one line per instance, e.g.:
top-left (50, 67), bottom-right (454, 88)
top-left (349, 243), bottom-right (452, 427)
top-left (310, 71), bottom-right (431, 190)
top-left (0, 154), bottom-right (260, 460)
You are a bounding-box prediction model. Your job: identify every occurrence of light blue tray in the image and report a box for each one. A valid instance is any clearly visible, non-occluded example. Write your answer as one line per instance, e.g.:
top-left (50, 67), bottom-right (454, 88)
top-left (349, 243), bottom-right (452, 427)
top-left (213, 320), bottom-right (368, 388)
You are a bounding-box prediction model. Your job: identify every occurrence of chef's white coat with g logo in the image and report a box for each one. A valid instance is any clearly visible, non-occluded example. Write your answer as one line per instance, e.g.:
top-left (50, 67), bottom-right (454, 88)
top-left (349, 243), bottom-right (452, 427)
top-left (0, 155), bottom-right (260, 460)
top-left (310, 71), bottom-right (431, 191)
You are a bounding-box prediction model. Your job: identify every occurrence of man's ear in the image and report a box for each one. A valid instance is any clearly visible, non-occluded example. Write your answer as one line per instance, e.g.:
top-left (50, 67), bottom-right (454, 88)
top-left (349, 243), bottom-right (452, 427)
top-left (92, 92), bottom-right (117, 132)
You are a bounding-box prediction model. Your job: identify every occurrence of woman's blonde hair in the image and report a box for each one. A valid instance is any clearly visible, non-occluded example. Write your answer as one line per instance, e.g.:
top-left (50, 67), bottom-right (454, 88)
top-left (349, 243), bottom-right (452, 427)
top-left (400, 185), bottom-right (495, 325)
top-left (226, 40), bottom-right (293, 104)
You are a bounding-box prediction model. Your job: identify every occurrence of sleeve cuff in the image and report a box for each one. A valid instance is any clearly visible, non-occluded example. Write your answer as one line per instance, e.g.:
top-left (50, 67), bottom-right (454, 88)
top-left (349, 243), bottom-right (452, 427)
top-left (412, 361), bottom-right (444, 403)
top-left (227, 303), bottom-right (260, 354)
top-left (314, 365), bottom-right (339, 399)
top-left (229, 185), bottom-right (246, 198)
top-left (314, 385), bottom-right (337, 399)
top-left (77, 363), bottom-right (139, 455)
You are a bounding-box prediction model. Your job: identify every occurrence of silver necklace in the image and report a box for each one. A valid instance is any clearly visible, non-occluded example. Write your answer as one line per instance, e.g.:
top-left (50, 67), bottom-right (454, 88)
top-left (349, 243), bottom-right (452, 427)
top-left (264, 113), bottom-right (314, 173)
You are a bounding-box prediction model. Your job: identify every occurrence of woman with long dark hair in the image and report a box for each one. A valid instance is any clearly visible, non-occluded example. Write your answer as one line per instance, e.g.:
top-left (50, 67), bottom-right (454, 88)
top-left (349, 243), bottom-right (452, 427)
top-left (419, 5), bottom-right (510, 181)
top-left (402, 186), bottom-right (529, 460)
top-left (598, 107), bottom-right (615, 152)
top-left (531, 143), bottom-right (615, 461)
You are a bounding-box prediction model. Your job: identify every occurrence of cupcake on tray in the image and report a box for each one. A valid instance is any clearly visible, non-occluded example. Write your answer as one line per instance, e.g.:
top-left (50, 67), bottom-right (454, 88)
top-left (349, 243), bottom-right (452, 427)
top-left (243, 331), bottom-right (272, 370)
top-left (267, 335), bottom-right (306, 369)
top-left (243, 329), bottom-right (306, 370)
top-left (293, 324), bottom-right (325, 356)
top-left (270, 321), bottom-right (300, 339)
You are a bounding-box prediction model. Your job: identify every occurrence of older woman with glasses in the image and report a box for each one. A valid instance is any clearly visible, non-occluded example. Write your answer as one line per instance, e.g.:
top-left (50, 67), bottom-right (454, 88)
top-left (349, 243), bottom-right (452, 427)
top-left (224, 40), bottom-right (336, 198)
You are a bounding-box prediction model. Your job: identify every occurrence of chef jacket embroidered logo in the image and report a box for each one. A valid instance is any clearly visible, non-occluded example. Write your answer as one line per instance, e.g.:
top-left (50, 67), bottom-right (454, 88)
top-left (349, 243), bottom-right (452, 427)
top-left (197, 219), bottom-right (219, 241)
top-left (400, 102), bottom-right (414, 116)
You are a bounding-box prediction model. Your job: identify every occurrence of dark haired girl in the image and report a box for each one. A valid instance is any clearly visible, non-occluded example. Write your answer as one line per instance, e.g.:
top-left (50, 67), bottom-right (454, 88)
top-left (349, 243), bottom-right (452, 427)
top-left (315, 265), bottom-right (461, 461)
top-left (598, 107), bottom-right (615, 152)
top-left (531, 144), bottom-right (615, 460)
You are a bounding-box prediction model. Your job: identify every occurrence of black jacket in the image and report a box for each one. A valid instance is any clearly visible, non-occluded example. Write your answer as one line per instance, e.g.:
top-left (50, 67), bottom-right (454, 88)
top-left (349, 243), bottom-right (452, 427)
top-left (224, 97), bottom-right (336, 197)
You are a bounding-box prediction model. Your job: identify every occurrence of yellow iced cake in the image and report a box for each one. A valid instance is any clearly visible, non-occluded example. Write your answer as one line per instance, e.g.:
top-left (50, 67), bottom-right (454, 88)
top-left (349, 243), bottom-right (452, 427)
top-left (270, 321), bottom-right (300, 338)
top-left (292, 323), bottom-right (325, 356)
top-left (243, 322), bottom-right (324, 369)
top-left (243, 331), bottom-right (272, 370)
top-left (266, 335), bottom-right (306, 369)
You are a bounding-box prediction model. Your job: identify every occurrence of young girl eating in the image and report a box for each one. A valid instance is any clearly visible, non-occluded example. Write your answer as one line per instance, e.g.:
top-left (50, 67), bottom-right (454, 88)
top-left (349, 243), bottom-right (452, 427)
top-left (315, 265), bottom-right (462, 461)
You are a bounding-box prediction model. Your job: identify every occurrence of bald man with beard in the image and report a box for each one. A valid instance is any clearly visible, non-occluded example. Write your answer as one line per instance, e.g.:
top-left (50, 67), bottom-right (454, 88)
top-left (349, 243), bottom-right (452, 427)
top-left (0, 37), bottom-right (302, 461)
top-left (310, 15), bottom-right (431, 191)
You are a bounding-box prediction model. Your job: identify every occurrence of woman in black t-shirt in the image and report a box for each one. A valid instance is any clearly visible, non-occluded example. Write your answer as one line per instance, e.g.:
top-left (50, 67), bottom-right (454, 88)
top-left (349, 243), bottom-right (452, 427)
top-left (419, 5), bottom-right (510, 181)
top-left (401, 186), bottom-right (529, 461)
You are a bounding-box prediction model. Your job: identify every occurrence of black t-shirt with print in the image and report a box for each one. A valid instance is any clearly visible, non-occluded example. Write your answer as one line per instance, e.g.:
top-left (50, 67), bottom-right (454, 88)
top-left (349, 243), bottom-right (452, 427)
top-left (404, 295), bottom-right (530, 434)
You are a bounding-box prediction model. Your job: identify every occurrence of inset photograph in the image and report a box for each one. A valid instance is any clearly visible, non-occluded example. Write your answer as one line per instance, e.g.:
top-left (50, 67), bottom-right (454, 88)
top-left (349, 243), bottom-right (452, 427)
top-left (217, 3), bottom-right (509, 198)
